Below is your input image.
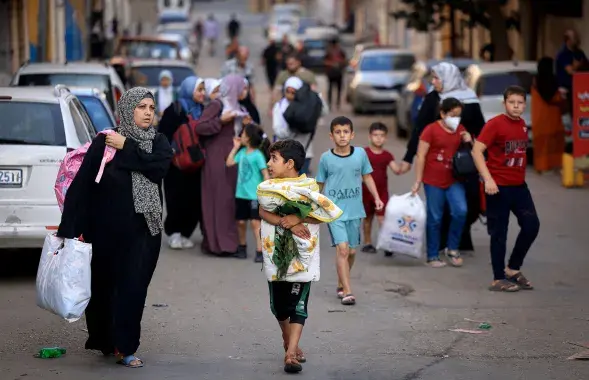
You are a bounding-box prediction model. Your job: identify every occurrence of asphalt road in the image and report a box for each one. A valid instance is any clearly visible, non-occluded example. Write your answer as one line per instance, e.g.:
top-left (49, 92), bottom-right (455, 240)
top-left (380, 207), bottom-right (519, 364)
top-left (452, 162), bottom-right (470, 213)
top-left (1, 1), bottom-right (589, 379)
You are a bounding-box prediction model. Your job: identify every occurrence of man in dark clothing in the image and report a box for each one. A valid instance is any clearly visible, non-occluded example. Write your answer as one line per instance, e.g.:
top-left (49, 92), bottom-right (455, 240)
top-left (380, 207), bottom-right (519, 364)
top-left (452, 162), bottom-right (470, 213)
top-left (324, 39), bottom-right (347, 110)
top-left (278, 34), bottom-right (295, 70)
top-left (262, 38), bottom-right (279, 91)
top-left (227, 14), bottom-right (240, 39)
top-left (556, 29), bottom-right (587, 92)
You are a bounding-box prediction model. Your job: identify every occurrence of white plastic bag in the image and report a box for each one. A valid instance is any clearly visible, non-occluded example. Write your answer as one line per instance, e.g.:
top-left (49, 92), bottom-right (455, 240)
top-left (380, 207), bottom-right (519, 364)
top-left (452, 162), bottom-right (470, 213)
top-left (36, 233), bottom-right (92, 322)
top-left (377, 193), bottom-right (426, 259)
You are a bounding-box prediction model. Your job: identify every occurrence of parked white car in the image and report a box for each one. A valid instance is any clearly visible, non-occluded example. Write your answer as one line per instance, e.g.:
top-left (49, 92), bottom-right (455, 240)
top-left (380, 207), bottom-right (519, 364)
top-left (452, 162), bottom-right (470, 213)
top-left (11, 62), bottom-right (126, 117)
top-left (0, 86), bottom-right (96, 249)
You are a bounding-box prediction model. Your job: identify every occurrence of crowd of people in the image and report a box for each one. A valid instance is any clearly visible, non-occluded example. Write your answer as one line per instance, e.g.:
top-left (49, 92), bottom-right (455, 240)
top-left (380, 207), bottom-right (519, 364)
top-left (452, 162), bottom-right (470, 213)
top-left (59, 20), bottom-right (589, 374)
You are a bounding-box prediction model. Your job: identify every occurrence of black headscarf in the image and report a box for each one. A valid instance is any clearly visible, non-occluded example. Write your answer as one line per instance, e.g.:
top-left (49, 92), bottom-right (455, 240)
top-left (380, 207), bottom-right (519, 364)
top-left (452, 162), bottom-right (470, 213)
top-left (535, 57), bottom-right (559, 103)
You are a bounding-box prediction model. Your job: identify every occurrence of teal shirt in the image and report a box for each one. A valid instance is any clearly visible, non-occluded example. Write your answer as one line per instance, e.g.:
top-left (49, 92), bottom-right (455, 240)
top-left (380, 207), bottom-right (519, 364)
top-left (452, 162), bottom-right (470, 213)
top-left (235, 148), bottom-right (267, 200)
top-left (316, 147), bottom-right (373, 221)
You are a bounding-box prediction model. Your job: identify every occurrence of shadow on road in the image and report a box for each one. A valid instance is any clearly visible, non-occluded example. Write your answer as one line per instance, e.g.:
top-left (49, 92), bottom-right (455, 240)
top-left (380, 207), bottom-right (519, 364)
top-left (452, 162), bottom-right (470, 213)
top-left (0, 248), bottom-right (41, 279)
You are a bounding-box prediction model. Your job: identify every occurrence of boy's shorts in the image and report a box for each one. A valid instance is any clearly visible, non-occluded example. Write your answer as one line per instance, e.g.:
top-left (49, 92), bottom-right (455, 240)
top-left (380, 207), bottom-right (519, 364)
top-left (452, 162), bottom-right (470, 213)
top-left (328, 219), bottom-right (362, 248)
top-left (235, 198), bottom-right (260, 221)
top-left (363, 189), bottom-right (389, 217)
top-left (268, 281), bottom-right (311, 325)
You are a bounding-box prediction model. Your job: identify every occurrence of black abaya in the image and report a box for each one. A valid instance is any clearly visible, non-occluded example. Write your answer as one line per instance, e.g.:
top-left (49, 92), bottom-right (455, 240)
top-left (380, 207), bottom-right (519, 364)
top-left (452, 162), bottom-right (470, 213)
top-left (158, 102), bottom-right (203, 238)
top-left (403, 91), bottom-right (485, 251)
top-left (58, 132), bottom-right (172, 355)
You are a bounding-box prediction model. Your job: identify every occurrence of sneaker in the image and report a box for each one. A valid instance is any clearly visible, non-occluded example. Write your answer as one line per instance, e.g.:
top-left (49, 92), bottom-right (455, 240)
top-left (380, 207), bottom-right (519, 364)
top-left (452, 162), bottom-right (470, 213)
top-left (181, 237), bottom-right (194, 249)
top-left (233, 245), bottom-right (247, 259)
top-left (168, 233), bottom-right (182, 249)
top-left (361, 244), bottom-right (377, 253)
top-left (254, 251), bottom-right (263, 263)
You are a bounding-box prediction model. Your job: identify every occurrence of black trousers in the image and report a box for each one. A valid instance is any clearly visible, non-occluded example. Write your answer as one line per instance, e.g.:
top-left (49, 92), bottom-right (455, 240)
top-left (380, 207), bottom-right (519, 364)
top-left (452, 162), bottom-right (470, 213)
top-left (486, 184), bottom-right (540, 280)
top-left (439, 177), bottom-right (480, 251)
top-left (327, 75), bottom-right (343, 108)
top-left (163, 165), bottom-right (202, 238)
top-left (85, 220), bottom-right (161, 355)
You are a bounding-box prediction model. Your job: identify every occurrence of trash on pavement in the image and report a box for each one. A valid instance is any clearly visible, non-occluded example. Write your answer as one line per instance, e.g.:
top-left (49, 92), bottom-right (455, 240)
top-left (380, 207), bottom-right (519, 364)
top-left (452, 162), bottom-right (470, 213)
top-left (567, 350), bottom-right (589, 360)
top-left (152, 303), bottom-right (169, 308)
top-left (449, 329), bottom-right (488, 334)
top-left (478, 323), bottom-right (492, 330)
top-left (36, 347), bottom-right (67, 358)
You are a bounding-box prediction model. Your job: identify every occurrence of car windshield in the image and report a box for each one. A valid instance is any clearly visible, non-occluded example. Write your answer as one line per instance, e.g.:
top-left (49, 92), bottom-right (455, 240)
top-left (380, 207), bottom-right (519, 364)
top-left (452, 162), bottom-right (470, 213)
top-left (297, 19), bottom-right (317, 34)
top-left (478, 71), bottom-right (534, 96)
top-left (17, 73), bottom-right (115, 110)
top-left (77, 95), bottom-right (115, 132)
top-left (117, 40), bottom-right (179, 59)
top-left (360, 54), bottom-right (416, 71)
top-left (159, 14), bottom-right (189, 24)
top-left (129, 66), bottom-right (195, 87)
top-left (159, 34), bottom-right (188, 48)
top-left (0, 102), bottom-right (65, 146)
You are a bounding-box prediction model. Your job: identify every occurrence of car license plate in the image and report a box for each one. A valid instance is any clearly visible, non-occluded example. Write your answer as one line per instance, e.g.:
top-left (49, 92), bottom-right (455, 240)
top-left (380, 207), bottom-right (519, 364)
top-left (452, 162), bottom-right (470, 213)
top-left (0, 169), bottom-right (23, 187)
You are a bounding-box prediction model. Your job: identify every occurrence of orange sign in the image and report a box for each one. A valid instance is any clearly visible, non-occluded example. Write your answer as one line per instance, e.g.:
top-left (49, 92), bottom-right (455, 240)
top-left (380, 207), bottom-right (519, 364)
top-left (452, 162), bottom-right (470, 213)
top-left (572, 73), bottom-right (589, 157)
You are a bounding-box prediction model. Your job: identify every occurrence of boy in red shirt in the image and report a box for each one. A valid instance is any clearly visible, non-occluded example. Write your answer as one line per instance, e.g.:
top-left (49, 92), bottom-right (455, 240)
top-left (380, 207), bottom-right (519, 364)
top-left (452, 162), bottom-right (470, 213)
top-left (472, 85), bottom-right (540, 292)
top-left (412, 98), bottom-right (472, 267)
top-left (361, 122), bottom-right (400, 256)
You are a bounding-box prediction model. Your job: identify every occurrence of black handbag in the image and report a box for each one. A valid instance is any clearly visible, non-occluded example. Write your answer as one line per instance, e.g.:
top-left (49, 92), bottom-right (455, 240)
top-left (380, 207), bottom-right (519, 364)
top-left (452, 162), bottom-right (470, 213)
top-left (453, 142), bottom-right (477, 178)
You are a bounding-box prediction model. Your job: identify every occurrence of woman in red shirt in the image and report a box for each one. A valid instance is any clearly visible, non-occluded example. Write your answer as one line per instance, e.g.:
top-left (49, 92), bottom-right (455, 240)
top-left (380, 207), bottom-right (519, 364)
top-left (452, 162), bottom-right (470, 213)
top-left (412, 98), bottom-right (472, 267)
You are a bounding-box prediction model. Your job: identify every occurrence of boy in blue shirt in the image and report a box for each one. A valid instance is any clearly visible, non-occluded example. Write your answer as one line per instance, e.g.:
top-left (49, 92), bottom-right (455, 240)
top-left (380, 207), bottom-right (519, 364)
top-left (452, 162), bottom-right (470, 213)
top-left (316, 116), bottom-right (383, 305)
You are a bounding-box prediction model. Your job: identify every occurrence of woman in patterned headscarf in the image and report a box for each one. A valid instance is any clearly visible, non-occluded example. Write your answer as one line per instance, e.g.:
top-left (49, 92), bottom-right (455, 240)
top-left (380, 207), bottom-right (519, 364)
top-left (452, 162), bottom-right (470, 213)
top-left (58, 87), bottom-right (173, 368)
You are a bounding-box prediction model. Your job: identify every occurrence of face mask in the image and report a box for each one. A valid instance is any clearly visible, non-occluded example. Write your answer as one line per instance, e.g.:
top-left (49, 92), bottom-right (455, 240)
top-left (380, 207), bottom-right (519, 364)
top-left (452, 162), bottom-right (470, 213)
top-left (444, 116), bottom-right (461, 132)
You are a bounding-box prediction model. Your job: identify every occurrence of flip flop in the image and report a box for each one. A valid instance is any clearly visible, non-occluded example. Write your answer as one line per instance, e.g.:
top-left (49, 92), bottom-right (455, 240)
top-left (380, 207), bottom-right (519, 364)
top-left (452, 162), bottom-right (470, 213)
top-left (506, 272), bottom-right (533, 290)
top-left (341, 294), bottom-right (356, 305)
top-left (488, 279), bottom-right (520, 292)
top-left (336, 287), bottom-right (344, 299)
top-left (117, 354), bottom-right (144, 368)
top-left (284, 353), bottom-right (302, 373)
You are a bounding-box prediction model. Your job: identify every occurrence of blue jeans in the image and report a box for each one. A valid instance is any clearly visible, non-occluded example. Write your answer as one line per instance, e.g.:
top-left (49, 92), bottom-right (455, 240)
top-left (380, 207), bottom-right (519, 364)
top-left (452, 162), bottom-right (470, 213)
top-left (424, 183), bottom-right (467, 260)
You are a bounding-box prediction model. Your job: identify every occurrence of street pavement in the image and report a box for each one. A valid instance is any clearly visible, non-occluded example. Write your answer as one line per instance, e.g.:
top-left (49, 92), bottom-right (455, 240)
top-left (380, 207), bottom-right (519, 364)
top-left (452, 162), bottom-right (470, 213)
top-left (2, 1), bottom-right (589, 379)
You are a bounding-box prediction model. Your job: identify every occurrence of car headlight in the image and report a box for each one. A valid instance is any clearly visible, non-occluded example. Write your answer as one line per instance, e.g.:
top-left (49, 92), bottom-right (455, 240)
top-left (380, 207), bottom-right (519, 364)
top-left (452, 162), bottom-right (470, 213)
top-left (181, 48), bottom-right (191, 60)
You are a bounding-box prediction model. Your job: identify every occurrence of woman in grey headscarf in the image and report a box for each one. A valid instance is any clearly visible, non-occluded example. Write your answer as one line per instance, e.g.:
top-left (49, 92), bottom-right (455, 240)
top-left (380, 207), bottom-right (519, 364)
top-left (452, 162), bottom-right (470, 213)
top-left (58, 87), bottom-right (173, 368)
top-left (401, 62), bottom-right (486, 253)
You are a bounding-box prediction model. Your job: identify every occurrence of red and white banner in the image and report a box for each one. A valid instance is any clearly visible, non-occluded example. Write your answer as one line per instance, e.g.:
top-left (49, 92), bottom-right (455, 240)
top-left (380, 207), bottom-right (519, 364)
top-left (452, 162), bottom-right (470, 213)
top-left (572, 73), bottom-right (589, 157)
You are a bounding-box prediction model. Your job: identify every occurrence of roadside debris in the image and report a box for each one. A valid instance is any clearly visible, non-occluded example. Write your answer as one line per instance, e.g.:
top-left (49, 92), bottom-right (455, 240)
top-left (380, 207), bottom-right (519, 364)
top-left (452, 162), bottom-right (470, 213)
top-left (327, 309), bottom-right (345, 313)
top-left (152, 303), bottom-right (169, 308)
top-left (36, 347), bottom-right (66, 358)
top-left (478, 323), bottom-right (492, 330)
top-left (449, 329), bottom-right (488, 334)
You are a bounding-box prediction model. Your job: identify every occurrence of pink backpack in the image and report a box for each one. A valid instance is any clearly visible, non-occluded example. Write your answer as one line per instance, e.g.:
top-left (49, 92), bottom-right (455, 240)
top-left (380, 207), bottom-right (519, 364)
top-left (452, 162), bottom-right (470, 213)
top-left (55, 130), bottom-right (117, 212)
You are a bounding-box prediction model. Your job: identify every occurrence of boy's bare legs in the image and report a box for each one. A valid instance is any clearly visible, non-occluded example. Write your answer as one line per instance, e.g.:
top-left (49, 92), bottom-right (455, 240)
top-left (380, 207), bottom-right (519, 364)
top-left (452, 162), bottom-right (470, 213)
top-left (251, 219), bottom-right (262, 251)
top-left (362, 214), bottom-right (374, 245)
top-left (237, 220), bottom-right (247, 246)
top-left (278, 319), bottom-right (305, 361)
top-left (377, 215), bottom-right (384, 226)
top-left (336, 243), bottom-right (352, 295)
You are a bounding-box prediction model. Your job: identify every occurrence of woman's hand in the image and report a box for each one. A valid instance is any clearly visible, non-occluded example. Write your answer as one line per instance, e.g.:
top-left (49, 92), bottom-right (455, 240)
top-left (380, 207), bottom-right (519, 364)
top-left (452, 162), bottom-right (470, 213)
top-left (232, 137), bottom-right (242, 150)
top-left (411, 181), bottom-right (421, 195)
top-left (221, 111), bottom-right (236, 123)
top-left (290, 224), bottom-right (311, 240)
top-left (243, 115), bottom-right (253, 125)
top-left (461, 131), bottom-right (472, 143)
top-left (105, 132), bottom-right (126, 150)
top-left (484, 178), bottom-right (499, 195)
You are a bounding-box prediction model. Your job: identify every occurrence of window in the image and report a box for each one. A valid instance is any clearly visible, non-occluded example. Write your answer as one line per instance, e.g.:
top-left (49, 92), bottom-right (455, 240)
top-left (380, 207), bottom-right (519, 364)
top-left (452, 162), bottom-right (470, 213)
top-left (68, 101), bottom-right (92, 144)
top-left (17, 73), bottom-right (115, 111)
top-left (0, 102), bottom-right (65, 146)
top-left (129, 66), bottom-right (195, 87)
top-left (360, 54), bottom-right (416, 71)
top-left (477, 71), bottom-right (534, 96)
top-left (77, 95), bottom-right (115, 132)
top-left (72, 98), bottom-right (97, 139)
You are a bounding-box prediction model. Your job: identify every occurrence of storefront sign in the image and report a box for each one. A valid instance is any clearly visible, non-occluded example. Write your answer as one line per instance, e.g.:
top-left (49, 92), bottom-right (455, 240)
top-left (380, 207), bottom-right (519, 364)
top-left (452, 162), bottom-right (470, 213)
top-left (572, 73), bottom-right (589, 157)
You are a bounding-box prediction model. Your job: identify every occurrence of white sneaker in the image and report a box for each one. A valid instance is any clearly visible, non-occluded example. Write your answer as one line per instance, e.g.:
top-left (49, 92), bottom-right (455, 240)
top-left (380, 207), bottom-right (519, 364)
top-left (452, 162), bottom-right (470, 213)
top-left (168, 233), bottom-right (182, 249)
top-left (181, 237), bottom-right (194, 249)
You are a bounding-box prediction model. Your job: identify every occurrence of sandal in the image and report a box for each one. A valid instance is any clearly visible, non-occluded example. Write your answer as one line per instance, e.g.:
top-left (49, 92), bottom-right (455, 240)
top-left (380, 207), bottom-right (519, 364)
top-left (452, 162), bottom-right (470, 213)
top-left (341, 294), bottom-right (356, 305)
top-left (283, 343), bottom-right (306, 363)
top-left (488, 279), bottom-right (520, 292)
top-left (336, 287), bottom-right (344, 299)
top-left (445, 249), bottom-right (463, 267)
top-left (506, 272), bottom-right (533, 290)
top-left (361, 244), bottom-right (377, 253)
top-left (117, 354), bottom-right (144, 368)
top-left (427, 259), bottom-right (447, 268)
top-left (284, 352), bottom-right (302, 373)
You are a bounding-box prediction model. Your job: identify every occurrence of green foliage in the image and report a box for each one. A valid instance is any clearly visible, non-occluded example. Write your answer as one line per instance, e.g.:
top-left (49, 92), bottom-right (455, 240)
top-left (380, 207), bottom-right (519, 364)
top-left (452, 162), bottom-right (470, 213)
top-left (391, 0), bottom-right (519, 32)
